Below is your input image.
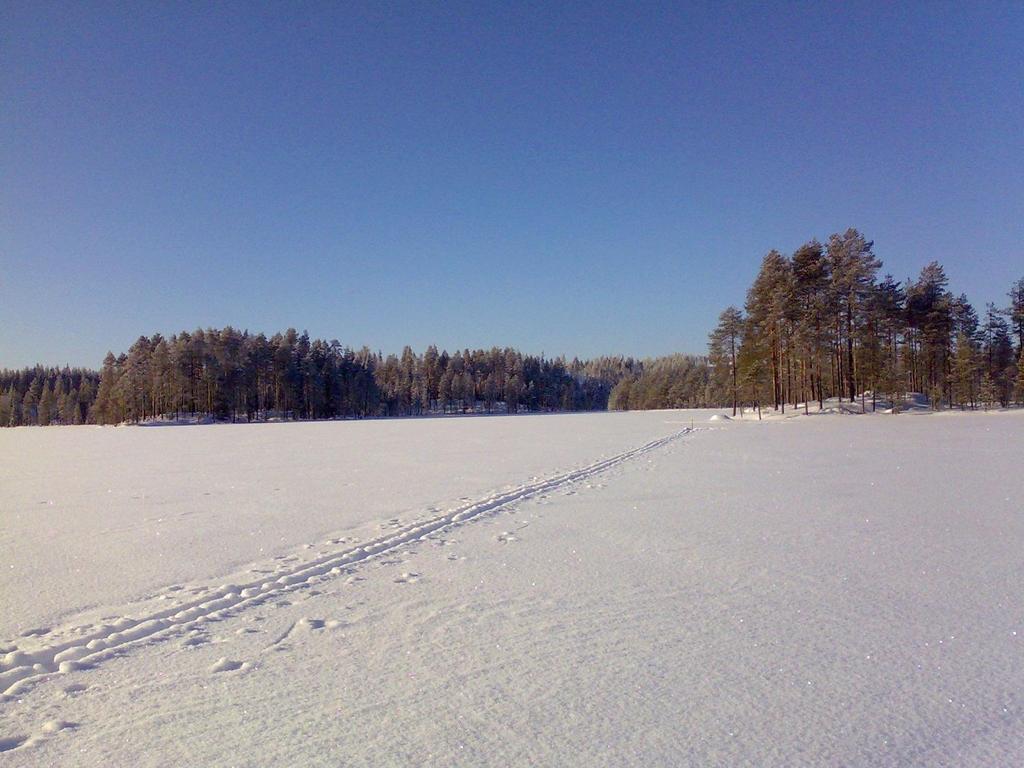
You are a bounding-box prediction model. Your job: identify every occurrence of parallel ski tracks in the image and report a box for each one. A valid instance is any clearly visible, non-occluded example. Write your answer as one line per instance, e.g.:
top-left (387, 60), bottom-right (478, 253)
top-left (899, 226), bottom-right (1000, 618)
top-left (1, 428), bottom-right (693, 697)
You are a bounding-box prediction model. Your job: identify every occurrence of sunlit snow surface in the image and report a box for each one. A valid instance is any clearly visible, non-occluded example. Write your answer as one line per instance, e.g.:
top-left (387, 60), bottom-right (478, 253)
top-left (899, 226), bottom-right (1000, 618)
top-left (1, 409), bottom-right (1022, 766)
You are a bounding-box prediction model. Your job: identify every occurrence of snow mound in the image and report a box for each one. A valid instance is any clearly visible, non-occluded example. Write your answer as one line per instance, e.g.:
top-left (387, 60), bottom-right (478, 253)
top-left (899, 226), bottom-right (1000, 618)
top-left (210, 658), bottom-right (245, 673)
top-left (40, 720), bottom-right (77, 735)
top-left (709, 414), bottom-right (732, 421)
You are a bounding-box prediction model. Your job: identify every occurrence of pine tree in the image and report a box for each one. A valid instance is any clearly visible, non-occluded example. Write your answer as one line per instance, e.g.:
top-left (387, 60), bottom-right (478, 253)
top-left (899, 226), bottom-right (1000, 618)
top-left (906, 262), bottom-right (953, 402)
top-left (422, 345), bottom-right (440, 409)
top-left (607, 378), bottom-right (632, 410)
top-left (78, 378), bottom-right (96, 420)
top-left (22, 378), bottom-right (42, 425)
top-left (7, 384), bottom-right (22, 426)
top-left (1007, 276), bottom-right (1024, 355)
top-left (92, 352), bottom-right (121, 424)
top-left (981, 303), bottom-right (1014, 406)
top-left (438, 368), bottom-right (454, 414)
top-left (54, 376), bottom-right (67, 424)
top-left (65, 388), bottom-right (82, 424)
top-left (38, 381), bottom-right (55, 426)
top-left (792, 240), bottom-right (831, 411)
top-left (878, 350), bottom-right (907, 414)
top-left (505, 373), bottom-right (523, 413)
top-left (979, 373), bottom-right (997, 411)
top-left (952, 332), bottom-right (979, 409)
top-left (874, 275), bottom-right (906, 410)
top-left (1015, 351), bottom-right (1024, 405)
top-left (737, 317), bottom-right (769, 418)
top-left (745, 251), bottom-right (794, 411)
top-left (459, 371), bottom-right (475, 413)
top-left (0, 388), bottom-right (10, 427)
top-left (827, 229), bottom-right (881, 401)
top-left (707, 306), bottom-right (744, 415)
top-left (483, 373), bottom-right (498, 412)
top-left (150, 337), bottom-right (172, 419)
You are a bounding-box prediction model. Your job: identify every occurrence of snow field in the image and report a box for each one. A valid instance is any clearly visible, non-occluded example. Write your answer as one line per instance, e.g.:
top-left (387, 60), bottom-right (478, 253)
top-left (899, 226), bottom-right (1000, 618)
top-left (0, 426), bottom-right (691, 699)
top-left (1, 408), bottom-right (1023, 766)
top-left (0, 411), bottom-right (695, 635)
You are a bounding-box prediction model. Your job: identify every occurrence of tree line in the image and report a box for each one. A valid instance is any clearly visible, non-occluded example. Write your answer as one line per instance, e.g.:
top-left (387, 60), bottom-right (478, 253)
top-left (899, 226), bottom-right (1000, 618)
top-left (706, 228), bottom-right (1024, 415)
top-left (1, 330), bottom-right (644, 426)
top-left (607, 354), bottom-right (713, 410)
top-left (3, 231), bottom-right (1021, 426)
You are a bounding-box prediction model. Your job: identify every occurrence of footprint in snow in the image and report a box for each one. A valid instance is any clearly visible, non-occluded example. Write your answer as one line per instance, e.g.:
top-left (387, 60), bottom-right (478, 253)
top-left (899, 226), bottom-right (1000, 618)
top-left (394, 572), bottom-right (420, 584)
top-left (307, 618), bottom-right (338, 630)
top-left (210, 658), bottom-right (248, 673)
top-left (266, 617), bottom-right (341, 650)
top-left (41, 721), bottom-right (78, 735)
top-left (0, 736), bottom-right (28, 753)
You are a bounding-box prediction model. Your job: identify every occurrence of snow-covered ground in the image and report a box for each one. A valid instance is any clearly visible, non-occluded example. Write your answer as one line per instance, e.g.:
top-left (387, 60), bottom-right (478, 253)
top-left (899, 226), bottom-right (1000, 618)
top-left (1, 409), bottom-right (1022, 766)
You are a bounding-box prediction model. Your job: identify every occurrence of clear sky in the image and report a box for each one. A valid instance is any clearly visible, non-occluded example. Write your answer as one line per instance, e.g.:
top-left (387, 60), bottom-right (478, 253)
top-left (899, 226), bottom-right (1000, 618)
top-left (2, 2), bottom-right (1022, 369)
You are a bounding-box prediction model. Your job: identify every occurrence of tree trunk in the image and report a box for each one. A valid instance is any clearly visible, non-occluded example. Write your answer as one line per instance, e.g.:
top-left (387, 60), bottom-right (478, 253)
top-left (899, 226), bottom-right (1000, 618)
top-left (846, 303), bottom-right (856, 401)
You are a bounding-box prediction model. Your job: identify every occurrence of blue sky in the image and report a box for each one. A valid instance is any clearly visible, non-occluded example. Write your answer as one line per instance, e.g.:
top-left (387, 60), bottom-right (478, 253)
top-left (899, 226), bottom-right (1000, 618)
top-left (2, 2), bottom-right (1022, 368)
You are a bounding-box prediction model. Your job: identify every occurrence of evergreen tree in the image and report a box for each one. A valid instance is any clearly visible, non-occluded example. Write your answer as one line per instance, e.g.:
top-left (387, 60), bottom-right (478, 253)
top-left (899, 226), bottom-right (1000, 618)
top-left (0, 387), bottom-right (10, 427)
top-left (22, 378), bottom-right (42, 425)
top-left (8, 383), bottom-right (22, 426)
top-left (483, 373), bottom-right (498, 412)
top-left (1007, 276), bottom-right (1024, 355)
top-left (92, 353), bottom-right (121, 424)
top-left (981, 303), bottom-right (1014, 405)
top-left (607, 378), bottom-right (632, 411)
top-left (906, 262), bottom-right (953, 404)
top-left (873, 276), bottom-right (906, 410)
top-left (708, 307), bottom-right (743, 415)
top-left (1015, 351), bottom-right (1024, 405)
top-left (459, 371), bottom-right (475, 413)
top-left (505, 373), bottom-right (523, 413)
top-left (826, 229), bottom-right (881, 401)
top-left (38, 381), bottom-right (55, 426)
top-left (792, 240), bottom-right (831, 411)
top-left (737, 317), bottom-right (769, 418)
top-left (64, 388), bottom-right (82, 424)
top-left (952, 332), bottom-right (979, 409)
top-left (979, 372), bottom-right (998, 411)
top-left (745, 251), bottom-right (794, 411)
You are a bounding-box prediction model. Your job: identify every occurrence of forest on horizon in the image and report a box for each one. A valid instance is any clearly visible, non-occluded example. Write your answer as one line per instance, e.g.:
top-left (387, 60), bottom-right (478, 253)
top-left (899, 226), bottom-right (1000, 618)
top-left (3, 228), bottom-right (1023, 426)
top-left (705, 229), bottom-right (1023, 416)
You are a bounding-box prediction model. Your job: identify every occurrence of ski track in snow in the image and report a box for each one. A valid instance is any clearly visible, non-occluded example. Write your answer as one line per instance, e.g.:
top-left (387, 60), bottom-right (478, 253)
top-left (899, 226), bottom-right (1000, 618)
top-left (0, 427), bottom-right (694, 699)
